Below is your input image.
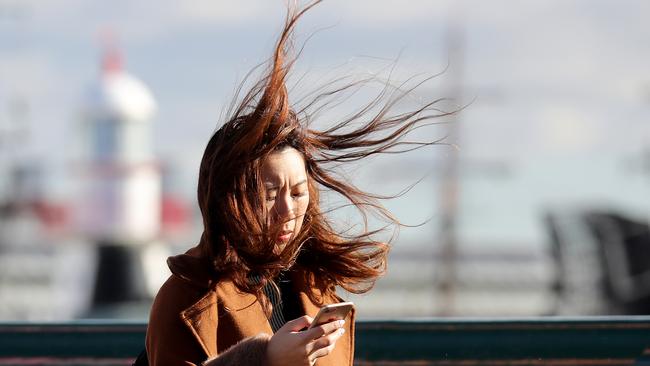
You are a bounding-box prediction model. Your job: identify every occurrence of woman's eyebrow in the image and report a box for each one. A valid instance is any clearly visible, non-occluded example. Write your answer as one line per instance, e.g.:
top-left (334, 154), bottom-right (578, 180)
top-left (263, 179), bottom-right (278, 188)
top-left (264, 179), bottom-right (307, 190)
top-left (293, 179), bottom-right (307, 188)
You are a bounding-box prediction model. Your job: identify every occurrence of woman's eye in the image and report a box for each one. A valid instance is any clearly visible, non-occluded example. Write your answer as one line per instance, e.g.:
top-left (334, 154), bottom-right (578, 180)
top-left (292, 191), bottom-right (307, 198)
top-left (266, 196), bottom-right (276, 202)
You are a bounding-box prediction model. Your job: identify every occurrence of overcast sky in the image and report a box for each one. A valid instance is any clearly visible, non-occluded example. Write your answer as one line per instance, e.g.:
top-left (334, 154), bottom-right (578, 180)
top-left (1, 0), bottom-right (650, 249)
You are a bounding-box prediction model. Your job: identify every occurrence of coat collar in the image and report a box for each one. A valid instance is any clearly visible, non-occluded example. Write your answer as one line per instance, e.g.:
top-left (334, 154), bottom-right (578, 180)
top-left (290, 269), bottom-right (328, 319)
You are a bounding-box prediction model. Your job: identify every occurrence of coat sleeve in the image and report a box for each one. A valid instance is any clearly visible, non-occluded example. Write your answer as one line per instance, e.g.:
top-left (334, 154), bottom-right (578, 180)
top-left (146, 276), bottom-right (272, 366)
top-left (201, 334), bottom-right (271, 366)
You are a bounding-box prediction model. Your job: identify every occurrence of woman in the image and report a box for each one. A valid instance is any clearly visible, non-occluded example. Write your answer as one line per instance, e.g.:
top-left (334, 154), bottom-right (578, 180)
top-left (145, 1), bottom-right (451, 365)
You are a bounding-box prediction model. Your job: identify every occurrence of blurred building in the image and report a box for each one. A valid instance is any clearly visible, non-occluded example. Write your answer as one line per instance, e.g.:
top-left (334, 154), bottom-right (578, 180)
top-left (0, 43), bottom-right (196, 320)
top-left (547, 209), bottom-right (650, 315)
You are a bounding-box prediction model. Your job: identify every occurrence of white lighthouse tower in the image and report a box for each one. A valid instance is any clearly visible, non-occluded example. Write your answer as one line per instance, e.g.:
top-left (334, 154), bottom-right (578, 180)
top-left (81, 43), bottom-right (162, 312)
top-left (83, 46), bottom-right (160, 243)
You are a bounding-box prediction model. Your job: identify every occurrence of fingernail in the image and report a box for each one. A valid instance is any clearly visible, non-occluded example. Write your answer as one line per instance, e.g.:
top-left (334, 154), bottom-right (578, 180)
top-left (339, 328), bottom-right (346, 334)
top-left (338, 320), bottom-right (345, 326)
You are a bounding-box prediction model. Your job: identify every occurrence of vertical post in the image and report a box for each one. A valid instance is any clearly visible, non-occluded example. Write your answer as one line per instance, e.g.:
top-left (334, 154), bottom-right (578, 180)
top-left (436, 13), bottom-right (464, 317)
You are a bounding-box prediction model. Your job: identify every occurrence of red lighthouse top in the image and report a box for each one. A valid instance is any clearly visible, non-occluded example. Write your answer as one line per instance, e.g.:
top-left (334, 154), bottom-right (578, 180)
top-left (99, 30), bottom-right (122, 75)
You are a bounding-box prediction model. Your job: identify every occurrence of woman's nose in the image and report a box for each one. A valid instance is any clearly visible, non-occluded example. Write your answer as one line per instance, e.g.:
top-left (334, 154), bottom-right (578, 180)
top-left (274, 194), bottom-right (295, 219)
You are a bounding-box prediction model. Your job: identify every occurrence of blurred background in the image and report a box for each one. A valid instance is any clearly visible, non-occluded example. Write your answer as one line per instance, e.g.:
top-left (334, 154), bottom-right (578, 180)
top-left (1, 0), bottom-right (650, 321)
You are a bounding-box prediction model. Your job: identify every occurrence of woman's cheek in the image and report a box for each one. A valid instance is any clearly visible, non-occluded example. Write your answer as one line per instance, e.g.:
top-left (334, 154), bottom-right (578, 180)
top-left (299, 195), bottom-right (310, 216)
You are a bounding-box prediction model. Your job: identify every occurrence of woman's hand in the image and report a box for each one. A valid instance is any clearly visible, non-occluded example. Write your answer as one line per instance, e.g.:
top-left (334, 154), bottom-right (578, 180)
top-left (266, 315), bottom-right (346, 366)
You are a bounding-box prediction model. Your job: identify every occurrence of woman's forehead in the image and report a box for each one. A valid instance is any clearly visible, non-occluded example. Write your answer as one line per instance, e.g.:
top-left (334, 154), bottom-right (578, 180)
top-left (261, 147), bottom-right (307, 183)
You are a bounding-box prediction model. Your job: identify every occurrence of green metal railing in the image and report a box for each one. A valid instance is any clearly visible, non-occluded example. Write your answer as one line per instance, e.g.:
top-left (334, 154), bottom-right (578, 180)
top-left (1, 317), bottom-right (649, 365)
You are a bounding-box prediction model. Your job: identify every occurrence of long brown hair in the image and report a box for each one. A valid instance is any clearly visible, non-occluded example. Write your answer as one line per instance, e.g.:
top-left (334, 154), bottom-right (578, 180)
top-left (197, 1), bottom-right (453, 310)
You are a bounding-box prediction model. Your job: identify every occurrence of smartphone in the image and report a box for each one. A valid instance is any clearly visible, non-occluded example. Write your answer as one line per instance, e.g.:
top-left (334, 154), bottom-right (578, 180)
top-left (308, 301), bottom-right (354, 329)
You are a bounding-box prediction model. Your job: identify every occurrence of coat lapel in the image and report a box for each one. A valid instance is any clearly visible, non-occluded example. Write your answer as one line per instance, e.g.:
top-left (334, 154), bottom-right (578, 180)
top-left (180, 280), bottom-right (273, 359)
top-left (291, 272), bottom-right (322, 318)
top-left (216, 280), bottom-right (273, 338)
top-left (179, 290), bottom-right (219, 357)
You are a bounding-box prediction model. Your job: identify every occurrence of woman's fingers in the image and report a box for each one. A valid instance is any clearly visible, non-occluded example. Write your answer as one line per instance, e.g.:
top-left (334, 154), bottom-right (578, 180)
top-left (281, 315), bottom-right (313, 333)
top-left (271, 316), bottom-right (345, 365)
top-left (307, 327), bottom-right (345, 359)
top-left (304, 319), bottom-right (345, 339)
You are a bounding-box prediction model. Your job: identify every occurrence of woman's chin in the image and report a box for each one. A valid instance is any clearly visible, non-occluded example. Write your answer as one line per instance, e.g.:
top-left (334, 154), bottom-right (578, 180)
top-left (274, 231), bottom-right (298, 254)
top-left (274, 240), bottom-right (289, 254)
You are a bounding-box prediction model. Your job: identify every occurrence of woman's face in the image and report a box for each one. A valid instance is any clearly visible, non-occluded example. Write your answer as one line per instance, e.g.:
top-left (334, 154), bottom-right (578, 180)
top-left (260, 147), bottom-right (310, 249)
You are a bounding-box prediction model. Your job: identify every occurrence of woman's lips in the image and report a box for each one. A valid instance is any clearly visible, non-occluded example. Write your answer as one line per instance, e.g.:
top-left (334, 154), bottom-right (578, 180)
top-left (278, 232), bottom-right (292, 242)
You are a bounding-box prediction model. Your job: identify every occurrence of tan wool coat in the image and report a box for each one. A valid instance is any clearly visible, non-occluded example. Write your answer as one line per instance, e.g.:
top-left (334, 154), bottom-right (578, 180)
top-left (146, 245), bottom-right (355, 366)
